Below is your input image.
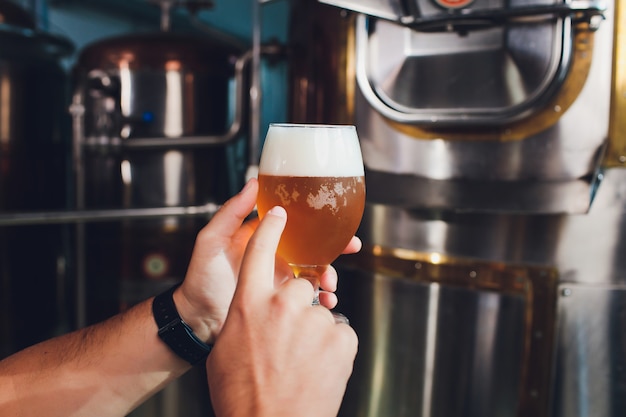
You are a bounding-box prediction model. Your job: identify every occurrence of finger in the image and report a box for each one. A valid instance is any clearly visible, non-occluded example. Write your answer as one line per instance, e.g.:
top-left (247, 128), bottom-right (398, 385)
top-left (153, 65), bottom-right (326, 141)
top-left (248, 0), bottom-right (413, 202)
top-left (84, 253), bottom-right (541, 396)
top-left (318, 291), bottom-right (338, 309)
top-left (311, 304), bottom-right (342, 326)
top-left (200, 179), bottom-right (259, 243)
top-left (278, 277), bottom-right (317, 307)
top-left (235, 206), bottom-right (287, 298)
top-left (319, 265), bottom-right (338, 293)
top-left (341, 236), bottom-right (362, 255)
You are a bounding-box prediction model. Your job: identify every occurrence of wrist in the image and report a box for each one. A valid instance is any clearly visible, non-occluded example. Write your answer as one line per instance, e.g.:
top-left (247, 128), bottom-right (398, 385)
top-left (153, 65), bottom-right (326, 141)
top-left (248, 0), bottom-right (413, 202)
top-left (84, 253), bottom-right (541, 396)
top-left (152, 284), bottom-right (213, 365)
top-left (172, 285), bottom-right (220, 345)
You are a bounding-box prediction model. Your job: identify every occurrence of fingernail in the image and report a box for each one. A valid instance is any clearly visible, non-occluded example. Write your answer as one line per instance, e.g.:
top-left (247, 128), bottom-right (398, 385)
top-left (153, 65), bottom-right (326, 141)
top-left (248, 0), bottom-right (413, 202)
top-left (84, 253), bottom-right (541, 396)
top-left (239, 178), bottom-right (255, 194)
top-left (268, 206), bottom-right (287, 218)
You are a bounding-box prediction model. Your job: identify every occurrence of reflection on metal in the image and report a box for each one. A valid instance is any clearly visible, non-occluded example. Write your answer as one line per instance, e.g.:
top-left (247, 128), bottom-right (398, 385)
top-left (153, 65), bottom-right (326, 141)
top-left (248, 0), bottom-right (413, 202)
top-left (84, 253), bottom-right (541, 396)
top-left (605, 0), bottom-right (626, 167)
top-left (331, 168), bottom-right (626, 417)
top-left (421, 282), bottom-right (439, 417)
top-left (163, 150), bottom-right (184, 206)
top-left (337, 246), bottom-right (559, 417)
top-left (0, 71), bottom-right (11, 145)
top-left (553, 285), bottom-right (626, 417)
top-left (70, 44), bottom-right (251, 150)
top-left (355, 12), bottom-right (598, 128)
top-left (0, 204), bottom-right (219, 227)
top-left (288, 2), bottom-right (357, 124)
top-left (385, 21), bottom-right (597, 140)
top-left (364, 169), bottom-right (600, 214)
top-left (352, 8), bottom-right (613, 213)
top-left (290, 1), bottom-right (624, 417)
top-left (163, 67), bottom-right (184, 137)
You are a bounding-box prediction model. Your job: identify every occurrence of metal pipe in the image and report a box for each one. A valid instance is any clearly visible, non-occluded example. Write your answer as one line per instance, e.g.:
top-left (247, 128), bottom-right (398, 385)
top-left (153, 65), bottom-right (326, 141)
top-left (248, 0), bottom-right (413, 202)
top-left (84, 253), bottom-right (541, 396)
top-left (69, 86), bottom-right (87, 329)
top-left (248, 0), bottom-right (262, 178)
top-left (0, 204), bottom-right (220, 227)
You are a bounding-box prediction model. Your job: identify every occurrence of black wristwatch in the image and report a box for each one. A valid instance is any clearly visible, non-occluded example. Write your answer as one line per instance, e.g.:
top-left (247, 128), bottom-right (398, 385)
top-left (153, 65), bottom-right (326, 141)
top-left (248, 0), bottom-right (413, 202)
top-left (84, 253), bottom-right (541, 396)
top-left (152, 283), bottom-right (213, 365)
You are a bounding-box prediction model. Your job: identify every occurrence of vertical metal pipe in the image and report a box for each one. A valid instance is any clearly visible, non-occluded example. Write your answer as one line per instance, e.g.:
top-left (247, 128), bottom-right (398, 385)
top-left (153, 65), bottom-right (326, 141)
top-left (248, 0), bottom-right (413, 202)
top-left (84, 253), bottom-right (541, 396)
top-left (70, 90), bottom-right (87, 329)
top-left (421, 283), bottom-right (440, 417)
top-left (247, 0), bottom-right (262, 181)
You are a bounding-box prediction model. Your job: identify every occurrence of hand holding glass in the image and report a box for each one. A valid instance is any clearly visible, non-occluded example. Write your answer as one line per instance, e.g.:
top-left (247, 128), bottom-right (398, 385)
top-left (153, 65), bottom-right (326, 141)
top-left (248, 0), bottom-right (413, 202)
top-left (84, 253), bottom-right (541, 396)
top-left (256, 124), bottom-right (366, 306)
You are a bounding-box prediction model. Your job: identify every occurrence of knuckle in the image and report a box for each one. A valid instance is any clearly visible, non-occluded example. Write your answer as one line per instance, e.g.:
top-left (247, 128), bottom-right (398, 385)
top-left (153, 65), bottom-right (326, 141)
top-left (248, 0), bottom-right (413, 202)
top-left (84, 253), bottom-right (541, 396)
top-left (284, 277), bottom-right (315, 301)
top-left (270, 281), bottom-right (312, 314)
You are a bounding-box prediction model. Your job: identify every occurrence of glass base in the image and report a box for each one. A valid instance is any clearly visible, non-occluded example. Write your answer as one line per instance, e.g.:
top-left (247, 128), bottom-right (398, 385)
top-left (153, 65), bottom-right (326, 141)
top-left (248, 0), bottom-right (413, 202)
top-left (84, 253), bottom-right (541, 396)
top-left (332, 312), bottom-right (350, 325)
top-left (289, 264), bottom-right (326, 304)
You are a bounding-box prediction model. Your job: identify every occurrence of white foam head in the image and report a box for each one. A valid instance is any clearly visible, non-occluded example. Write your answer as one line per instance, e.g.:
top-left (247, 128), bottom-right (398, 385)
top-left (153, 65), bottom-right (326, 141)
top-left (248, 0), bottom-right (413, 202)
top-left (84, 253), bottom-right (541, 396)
top-left (259, 124), bottom-right (364, 177)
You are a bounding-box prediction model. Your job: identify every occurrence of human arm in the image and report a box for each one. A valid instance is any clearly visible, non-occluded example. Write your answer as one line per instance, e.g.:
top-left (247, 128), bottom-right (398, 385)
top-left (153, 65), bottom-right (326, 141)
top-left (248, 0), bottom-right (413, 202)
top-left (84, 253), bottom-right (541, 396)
top-left (207, 205), bottom-right (358, 417)
top-left (0, 298), bottom-right (185, 417)
top-left (0, 178), bottom-right (359, 417)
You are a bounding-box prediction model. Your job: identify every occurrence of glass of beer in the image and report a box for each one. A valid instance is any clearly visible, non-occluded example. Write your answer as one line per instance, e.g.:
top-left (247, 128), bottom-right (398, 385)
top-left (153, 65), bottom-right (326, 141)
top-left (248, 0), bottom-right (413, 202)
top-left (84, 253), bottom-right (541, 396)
top-left (256, 123), bottom-right (366, 305)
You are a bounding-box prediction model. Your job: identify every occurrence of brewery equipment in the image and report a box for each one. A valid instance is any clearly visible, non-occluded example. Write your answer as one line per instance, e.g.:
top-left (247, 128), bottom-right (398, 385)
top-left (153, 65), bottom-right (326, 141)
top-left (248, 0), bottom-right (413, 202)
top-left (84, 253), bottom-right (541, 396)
top-left (288, 0), bottom-right (623, 416)
top-left (69, 2), bottom-right (249, 415)
top-left (71, 28), bottom-right (248, 316)
top-left (0, 0), bottom-right (74, 357)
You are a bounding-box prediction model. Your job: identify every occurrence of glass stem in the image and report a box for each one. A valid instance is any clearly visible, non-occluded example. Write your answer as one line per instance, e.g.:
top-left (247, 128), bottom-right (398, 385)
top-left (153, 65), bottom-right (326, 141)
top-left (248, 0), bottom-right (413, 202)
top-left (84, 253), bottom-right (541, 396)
top-left (291, 264), bottom-right (326, 305)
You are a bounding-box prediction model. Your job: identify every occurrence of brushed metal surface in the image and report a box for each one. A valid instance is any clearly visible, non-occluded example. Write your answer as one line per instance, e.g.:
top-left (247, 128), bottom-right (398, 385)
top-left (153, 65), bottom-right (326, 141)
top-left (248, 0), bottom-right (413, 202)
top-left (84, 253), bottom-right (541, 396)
top-left (333, 167), bottom-right (626, 417)
top-left (339, 272), bottom-right (527, 417)
top-left (356, 9), bottom-right (568, 124)
top-left (352, 0), bottom-right (613, 215)
top-left (355, 168), bottom-right (626, 286)
top-left (552, 284), bottom-right (626, 417)
top-left (335, 252), bottom-right (559, 417)
top-left (287, 2), bottom-right (623, 417)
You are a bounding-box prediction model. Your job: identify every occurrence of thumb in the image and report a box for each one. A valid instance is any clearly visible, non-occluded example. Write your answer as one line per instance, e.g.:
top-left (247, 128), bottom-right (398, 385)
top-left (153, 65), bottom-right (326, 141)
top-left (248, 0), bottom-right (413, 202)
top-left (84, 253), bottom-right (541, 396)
top-left (234, 206), bottom-right (287, 300)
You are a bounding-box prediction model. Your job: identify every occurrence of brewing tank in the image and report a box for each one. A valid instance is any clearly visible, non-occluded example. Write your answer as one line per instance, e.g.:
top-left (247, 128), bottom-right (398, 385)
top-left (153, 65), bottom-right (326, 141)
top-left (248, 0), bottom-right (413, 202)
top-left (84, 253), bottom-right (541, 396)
top-left (0, 0), bottom-right (74, 358)
top-left (287, 0), bottom-right (624, 416)
top-left (71, 27), bottom-right (247, 417)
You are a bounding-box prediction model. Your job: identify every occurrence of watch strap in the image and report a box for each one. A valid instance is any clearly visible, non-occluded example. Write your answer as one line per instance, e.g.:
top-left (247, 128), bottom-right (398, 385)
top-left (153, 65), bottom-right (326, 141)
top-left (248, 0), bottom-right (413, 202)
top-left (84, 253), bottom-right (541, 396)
top-left (152, 283), bottom-right (212, 365)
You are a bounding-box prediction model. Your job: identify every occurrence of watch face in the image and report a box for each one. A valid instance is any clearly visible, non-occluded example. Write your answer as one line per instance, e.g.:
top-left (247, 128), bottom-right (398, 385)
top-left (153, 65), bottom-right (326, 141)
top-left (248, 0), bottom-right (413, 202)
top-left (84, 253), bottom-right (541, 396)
top-left (433, 0), bottom-right (475, 9)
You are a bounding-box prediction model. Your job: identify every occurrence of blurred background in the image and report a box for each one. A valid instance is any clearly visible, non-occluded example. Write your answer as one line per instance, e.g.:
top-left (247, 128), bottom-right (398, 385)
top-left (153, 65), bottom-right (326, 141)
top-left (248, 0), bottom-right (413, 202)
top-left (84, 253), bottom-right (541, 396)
top-left (0, 0), bottom-right (624, 417)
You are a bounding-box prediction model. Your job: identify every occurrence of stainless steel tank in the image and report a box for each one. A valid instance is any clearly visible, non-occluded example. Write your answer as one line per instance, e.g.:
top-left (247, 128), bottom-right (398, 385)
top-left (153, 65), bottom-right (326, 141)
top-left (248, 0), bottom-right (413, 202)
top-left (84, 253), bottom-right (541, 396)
top-left (288, 0), bottom-right (622, 416)
top-left (0, 0), bottom-right (74, 358)
top-left (70, 27), bottom-right (248, 417)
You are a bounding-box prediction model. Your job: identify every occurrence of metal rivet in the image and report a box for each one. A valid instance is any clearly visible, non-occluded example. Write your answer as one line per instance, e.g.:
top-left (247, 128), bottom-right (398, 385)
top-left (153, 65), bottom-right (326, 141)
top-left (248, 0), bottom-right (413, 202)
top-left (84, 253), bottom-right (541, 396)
top-left (469, 271), bottom-right (477, 278)
top-left (562, 288), bottom-right (572, 297)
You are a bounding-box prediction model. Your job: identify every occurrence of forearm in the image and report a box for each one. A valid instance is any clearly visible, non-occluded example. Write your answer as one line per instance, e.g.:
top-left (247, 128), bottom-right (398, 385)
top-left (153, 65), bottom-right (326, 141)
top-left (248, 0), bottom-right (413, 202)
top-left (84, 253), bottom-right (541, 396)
top-left (0, 299), bottom-right (192, 417)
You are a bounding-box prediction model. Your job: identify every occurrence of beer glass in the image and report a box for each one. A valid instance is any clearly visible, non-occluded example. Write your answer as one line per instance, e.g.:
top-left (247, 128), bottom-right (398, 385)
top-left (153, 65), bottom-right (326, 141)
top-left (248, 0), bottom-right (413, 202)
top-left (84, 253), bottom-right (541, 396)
top-left (257, 123), bottom-right (366, 305)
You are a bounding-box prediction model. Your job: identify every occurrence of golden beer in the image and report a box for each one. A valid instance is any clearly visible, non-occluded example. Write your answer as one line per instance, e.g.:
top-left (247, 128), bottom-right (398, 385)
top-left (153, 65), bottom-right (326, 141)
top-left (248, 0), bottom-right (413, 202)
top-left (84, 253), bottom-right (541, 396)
top-left (257, 123), bottom-right (365, 298)
top-left (257, 174), bottom-right (365, 266)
